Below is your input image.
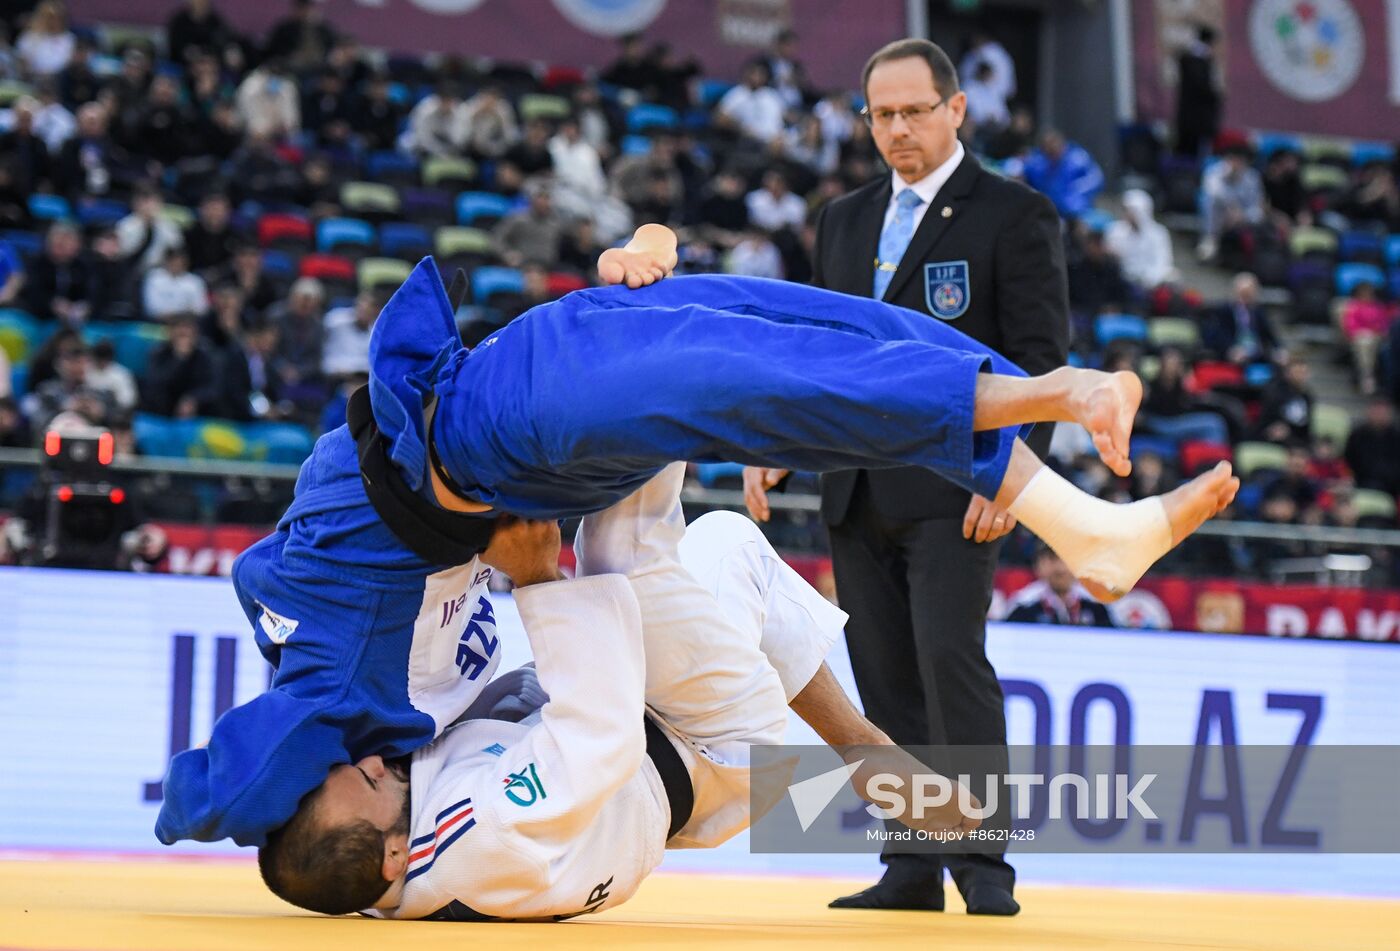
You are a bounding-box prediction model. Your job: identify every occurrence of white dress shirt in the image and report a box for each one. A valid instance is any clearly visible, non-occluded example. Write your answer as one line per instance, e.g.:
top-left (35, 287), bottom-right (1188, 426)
top-left (882, 140), bottom-right (966, 236)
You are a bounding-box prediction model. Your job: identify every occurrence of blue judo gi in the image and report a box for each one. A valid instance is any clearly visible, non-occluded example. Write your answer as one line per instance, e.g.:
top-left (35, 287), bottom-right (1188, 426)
top-left (156, 261), bottom-right (1031, 848)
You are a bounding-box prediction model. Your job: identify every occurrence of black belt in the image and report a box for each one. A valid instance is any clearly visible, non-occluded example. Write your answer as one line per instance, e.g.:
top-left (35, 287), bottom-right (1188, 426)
top-left (644, 715), bottom-right (693, 839)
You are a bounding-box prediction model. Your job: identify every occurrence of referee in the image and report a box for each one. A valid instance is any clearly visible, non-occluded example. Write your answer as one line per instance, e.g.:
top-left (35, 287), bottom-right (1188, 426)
top-left (745, 38), bottom-right (1068, 915)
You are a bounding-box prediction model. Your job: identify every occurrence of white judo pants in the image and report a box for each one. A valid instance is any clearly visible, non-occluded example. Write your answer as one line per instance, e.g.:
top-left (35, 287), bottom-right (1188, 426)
top-left (573, 463), bottom-right (847, 850)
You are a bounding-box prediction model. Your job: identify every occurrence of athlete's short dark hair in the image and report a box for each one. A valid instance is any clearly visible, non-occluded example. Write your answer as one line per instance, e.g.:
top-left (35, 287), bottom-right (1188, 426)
top-left (258, 791), bottom-right (392, 916)
top-left (861, 38), bottom-right (960, 102)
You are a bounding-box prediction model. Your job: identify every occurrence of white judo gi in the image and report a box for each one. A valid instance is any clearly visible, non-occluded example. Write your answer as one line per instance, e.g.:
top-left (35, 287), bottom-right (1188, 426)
top-left (371, 463), bottom-right (846, 921)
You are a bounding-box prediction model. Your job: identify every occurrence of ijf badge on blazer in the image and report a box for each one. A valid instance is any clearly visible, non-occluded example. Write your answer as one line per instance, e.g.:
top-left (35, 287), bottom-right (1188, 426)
top-left (924, 261), bottom-right (970, 320)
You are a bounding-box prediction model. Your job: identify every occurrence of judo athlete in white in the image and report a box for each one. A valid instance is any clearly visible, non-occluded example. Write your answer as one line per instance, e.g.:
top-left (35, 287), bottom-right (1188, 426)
top-left (259, 464), bottom-right (965, 920)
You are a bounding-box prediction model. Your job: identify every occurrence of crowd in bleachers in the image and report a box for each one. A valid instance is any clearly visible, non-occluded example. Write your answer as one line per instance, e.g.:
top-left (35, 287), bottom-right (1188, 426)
top-left (0, 2), bottom-right (1398, 583)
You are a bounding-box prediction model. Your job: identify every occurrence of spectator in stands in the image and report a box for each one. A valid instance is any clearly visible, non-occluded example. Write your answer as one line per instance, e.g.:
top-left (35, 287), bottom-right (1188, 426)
top-left (611, 132), bottom-right (684, 214)
top-left (745, 169), bottom-right (805, 233)
top-left (783, 114), bottom-right (838, 179)
top-left (30, 79), bottom-right (75, 153)
top-left (571, 84), bottom-right (614, 160)
top-left (1255, 491), bottom-right (1305, 571)
top-left (962, 60), bottom-right (1009, 150)
top-left (143, 246), bottom-right (209, 321)
top-left (402, 80), bottom-right (466, 159)
top-left (716, 60), bottom-right (786, 147)
top-left (351, 72), bottom-right (402, 153)
top-left (1341, 163), bottom-right (1400, 231)
top-left (1342, 281), bottom-right (1397, 395)
top-left (185, 191), bottom-right (236, 275)
top-left (15, 1), bottom-right (73, 78)
top-left (724, 230), bottom-right (783, 279)
top-left (0, 160), bottom-right (29, 229)
top-left (1174, 26), bottom-right (1221, 158)
top-left (697, 169), bottom-right (750, 241)
top-left (1258, 445), bottom-right (1320, 511)
top-left (1105, 189), bottom-right (1176, 291)
top-left (23, 220), bottom-right (91, 324)
top-left (1066, 225), bottom-right (1130, 324)
top-left (0, 22), bottom-right (19, 81)
top-left (143, 312), bottom-right (219, 418)
top-left (600, 33), bottom-right (658, 94)
top-left (1128, 451), bottom-right (1172, 501)
top-left (1255, 356), bottom-right (1314, 445)
top-left (0, 239), bottom-right (23, 306)
top-left (460, 85), bottom-right (519, 160)
top-left (57, 34), bottom-right (100, 108)
top-left (166, 0), bottom-right (238, 67)
top-left (764, 30), bottom-right (810, 110)
top-left (630, 167), bottom-right (682, 226)
top-left (1140, 347), bottom-right (1231, 446)
top-left (197, 99), bottom-right (243, 162)
top-left (1198, 143), bottom-right (1265, 262)
top-left (0, 97), bottom-right (52, 192)
top-left (23, 340), bottom-right (108, 430)
top-left (1307, 435), bottom-right (1350, 486)
top-left (116, 184), bottom-right (184, 274)
top-left (220, 243), bottom-right (279, 315)
top-left (1005, 547), bottom-right (1113, 627)
top-left (550, 115), bottom-right (607, 199)
top-left (1203, 272), bottom-right (1283, 365)
top-left (959, 28), bottom-right (1015, 105)
top-left (131, 74), bottom-right (195, 169)
top-left (649, 42), bottom-right (700, 113)
top-left (242, 315), bottom-right (286, 419)
top-left (322, 287), bottom-right (387, 379)
top-left (0, 396), bottom-right (28, 448)
top-left (55, 101), bottom-right (124, 200)
top-left (235, 58), bottom-right (300, 139)
top-left (1345, 398), bottom-right (1400, 495)
top-left (557, 219), bottom-right (604, 275)
top-left (263, 0), bottom-right (336, 76)
top-left (984, 103), bottom-right (1034, 162)
top-left (107, 48), bottom-right (153, 122)
top-left (270, 276), bottom-right (326, 407)
top-left (186, 50), bottom-right (234, 116)
top-left (1263, 148), bottom-right (1306, 225)
top-left (494, 181), bottom-right (564, 268)
top-left (505, 119), bottom-right (555, 177)
top-left (1019, 129), bottom-right (1104, 220)
top-left (202, 284), bottom-right (253, 420)
top-left (86, 226), bottom-right (135, 321)
top-left (226, 132), bottom-right (300, 204)
top-left (86, 338), bottom-right (138, 412)
top-left (24, 326), bottom-right (81, 392)
top-left (301, 68), bottom-right (353, 145)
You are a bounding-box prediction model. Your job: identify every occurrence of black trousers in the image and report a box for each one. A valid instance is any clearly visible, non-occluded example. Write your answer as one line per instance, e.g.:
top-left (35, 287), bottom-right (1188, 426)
top-left (828, 479), bottom-right (1015, 894)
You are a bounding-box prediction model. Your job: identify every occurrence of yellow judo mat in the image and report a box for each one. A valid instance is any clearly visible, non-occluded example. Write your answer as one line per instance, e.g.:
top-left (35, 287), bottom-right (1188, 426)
top-left (2, 856), bottom-right (1397, 951)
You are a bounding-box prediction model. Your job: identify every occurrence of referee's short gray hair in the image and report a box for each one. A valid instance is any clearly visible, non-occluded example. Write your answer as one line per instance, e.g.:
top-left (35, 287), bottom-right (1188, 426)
top-left (861, 38), bottom-right (960, 102)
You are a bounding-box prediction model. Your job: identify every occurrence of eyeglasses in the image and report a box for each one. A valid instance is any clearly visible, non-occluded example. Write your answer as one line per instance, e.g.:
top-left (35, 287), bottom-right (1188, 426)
top-left (860, 100), bottom-right (947, 128)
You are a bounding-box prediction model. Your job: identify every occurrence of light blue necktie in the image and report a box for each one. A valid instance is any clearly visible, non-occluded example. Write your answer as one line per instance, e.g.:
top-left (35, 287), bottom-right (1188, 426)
top-left (873, 188), bottom-right (925, 300)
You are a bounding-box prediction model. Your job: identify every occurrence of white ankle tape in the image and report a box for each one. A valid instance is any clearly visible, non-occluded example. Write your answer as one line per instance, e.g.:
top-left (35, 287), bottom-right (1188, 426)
top-left (1007, 467), bottom-right (1172, 597)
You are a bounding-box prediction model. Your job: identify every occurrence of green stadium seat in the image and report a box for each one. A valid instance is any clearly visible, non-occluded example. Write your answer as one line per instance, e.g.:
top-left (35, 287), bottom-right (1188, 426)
top-left (519, 93), bottom-right (571, 123)
top-left (1310, 403), bottom-right (1352, 447)
top-left (341, 182), bottom-right (401, 216)
top-left (434, 226), bottom-right (495, 258)
top-left (422, 156), bottom-right (479, 189)
top-left (1233, 441), bottom-right (1290, 477)
top-left (1147, 317), bottom-right (1201, 351)
top-left (358, 256), bottom-right (413, 291)
top-left (1351, 489), bottom-right (1397, 521)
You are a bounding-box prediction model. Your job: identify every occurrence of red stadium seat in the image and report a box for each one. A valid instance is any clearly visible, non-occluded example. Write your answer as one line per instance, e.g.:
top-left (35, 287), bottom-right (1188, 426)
top-left (258, 213), bottom-right (313, 249)
top-left (1188, 361), bottom-right (1244, 393)
top-left (545, 272), bottom-right (589, 296)
top-left (1179, 440), bottom-right (1233, 476)
top-left (543, 65), bottom-right (586, 90)
top-left (298, 253), bottom-right (356, 282)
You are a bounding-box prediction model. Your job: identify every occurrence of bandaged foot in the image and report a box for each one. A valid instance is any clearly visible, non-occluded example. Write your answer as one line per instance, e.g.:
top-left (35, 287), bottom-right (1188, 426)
top-left (1008, 462), bottom-right (1238, 601)
top-left (597, 223), bottom-right (679, 289)
top-left (1065, 368), bottom-right (1143, 478)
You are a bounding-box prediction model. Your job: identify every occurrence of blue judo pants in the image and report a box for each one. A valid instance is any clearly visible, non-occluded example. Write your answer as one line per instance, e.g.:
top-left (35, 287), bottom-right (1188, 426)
top-left (429, 275), bottom-right (1032, 520)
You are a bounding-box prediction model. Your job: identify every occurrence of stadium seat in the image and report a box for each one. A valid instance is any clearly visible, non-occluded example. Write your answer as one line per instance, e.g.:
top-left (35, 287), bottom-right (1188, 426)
top-left (0, 79), bottom-right (33, 108)
top-left (456, 191), bottom-right (514, 227)
top-left (1244, 362), bottom-right (1274, 387)
top-left (519, 93), bottom-right (571, 123)
top-left (358, 256), bottom-right (413, 291)
top-left (1129, 435), bottom-right (1178, 462)
top-left (1335, 262), bottom-right (1386, 295)
top-left (472, 265), bottom-right (525, 304)
top-left (258, 212), bottom-right (313, 251)
top-left (422, 156), bottom-right (479, 190)
top-left (132, 414), bottom-right (196, 458)
top-left (0, 309), bottom-right (45, 363)
top-left (1189, 361), bottom-right (1244, 392)
top-left (1339, 231), bottom-right (1385, 265)
top-left (1, 230), bottom-right (43, 259)
top-left (365, 151), bottom-right (420, 186)
top-left (86, 322), bottom-right (167, 377)
top-left (28, 194), bottom-right (72, 221)
top-left (1255, 132), bottom-right (1302, 158)
top-left (76, 198), bottom-right (128, 228)
top-left (1179, 440), bottom-right (1232, 476)
top-left (1147, 317), bottom-right (1201, 351)
top-left (1301, 137), bottom-right (1353, 168)
top-left (620, 134), bottom-right (653, 156)
top-left (1311, 403), bottom-right (1352, 447)
top-left (341, 181), bottom-right (401, 218)
top-left (1351, 142), bottom-right (1395, 167)
top-left (189, 420), bottom-right (249, 460)
top-left (1094, 313), bottom-right (1147, 346)
top-left (1233, 441), bottom-right (1290, 477)
top-left (1078, 208), bottom-right (1115, 234)
top-left (1351, 488), bottom-right (1398, 522)
top-left (434, 226), bottom-right (495, 259)
top-left (1160, 155), bottom-right (1201, 214)
top-left (1288, 226), bottom-right (1338, 261)
top-left (400, 187), bottom-right (456, 226)
top-left (1300, 164), bottom-right (1349, 200)
top-left (542, 65), bottom-right (585, 90)
top-left (1389, 267), bottom-right (1400, 299)
top-left (1384, 235), bottom-right (1400, 268)
top-left (627, 103), bottom-right (680, 132)
top-left (0, 324), bottom-right (27, 364)
top-left (545, 272), bottom-right (589, 296)
top-left (10, 362), bottom-right (27, 397)
top-left (698, 79), bottom-right (734, 107)
top-left (161, 205), bottom-right (196, 230)
top-left (261, 249), bottom-right (298, 280)
top-left (317, 217), bottom-right (377, 256)
top-left (379, 222), bottom-right (433, 261)
top-left (1137, 354), bottom-right (1160, 382)
top-left (299, 253), bottom-right (357, 297)
top-left (245, 421), bottom-right (315, 465)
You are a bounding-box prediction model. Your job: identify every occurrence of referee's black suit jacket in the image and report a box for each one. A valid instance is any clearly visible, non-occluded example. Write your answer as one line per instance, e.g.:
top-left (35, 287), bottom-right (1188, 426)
top-left (812, 152), bottom-right (1069, 521)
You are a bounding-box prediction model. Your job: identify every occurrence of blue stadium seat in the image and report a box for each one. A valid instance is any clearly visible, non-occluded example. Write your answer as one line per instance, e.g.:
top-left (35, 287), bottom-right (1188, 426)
top-left (1385, 235), bottom-right (1400, 268)
top-left (399, 187), bottom-right (455, 225)
top-left (1339, 231), bottom-right (1385, 264)
top-left (1388, 267), bottom-right (1400, 298)
top-left (379, 222), bottom-right (432, 260)
top-left (455, 191), bottom-right (514, 227)
top-left (627, 103), bottom-right (679, 132)
top-left (10, 362), bottom-right (27, 397)
top-left (1095, 313), bottom-right (1148, 346)
top-left (261, 249), bottom-right (298, 279)
top-left (1335, 262), bottom-right (1386, 295)
top-left (694, 462), bottom-right (744, 487)
top-left (366, 150), bottom-right (420, 184)
top-left (245, 421), bottom-right (316, 465)
top-left (1244, 363), bottom-right (1275, 387)
top-left (1079, 208), bottom-right (1115, 233)
top-left (698, 79), bottom-right (734, 107)
top-left (471, 265), bottom-right (525, 304)
top-left (1, 230), bottom-right (43, 259)
top-left (76, 198), bottom-right (128, 228)
top-left (0, 308), bottom-right (48, 364)
top-left (317, 217), bottom-right (377, 255)
top-left (620, 135), bottom-right (653, 156)
top-left (1129, 435), bottom-right (1178, 462)
top-left (1255, 132), bottom-right (1302, 158)
top-left (1352, 142), bottom-right (1395, 167)
top-left (27, 194), bottom-right (72, 221)
top-left (133, 414), bottom-right (196, 459)
top-left (86, 322), bottom-right (168, 377)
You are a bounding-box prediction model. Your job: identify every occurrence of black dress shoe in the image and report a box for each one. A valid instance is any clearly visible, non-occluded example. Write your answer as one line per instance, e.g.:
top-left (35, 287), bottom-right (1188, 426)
top-left (962, 883), bottom-right (1020, 916)
top-left (829, 866), bottom-right (944, 911)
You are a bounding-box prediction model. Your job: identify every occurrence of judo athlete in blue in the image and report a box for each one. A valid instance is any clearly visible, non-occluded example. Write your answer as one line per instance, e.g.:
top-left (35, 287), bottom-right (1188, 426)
top-left (156, 226), bottom-right (1236, 850)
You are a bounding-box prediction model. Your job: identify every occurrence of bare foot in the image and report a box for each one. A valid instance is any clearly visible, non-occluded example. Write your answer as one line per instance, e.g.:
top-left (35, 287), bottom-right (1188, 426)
top-left (597, 223), bottom-right (679, 289)
top-left (1067, 369), bottom-right (1142, 478)
top-left (1078, 462), bottom-right (1239, 602)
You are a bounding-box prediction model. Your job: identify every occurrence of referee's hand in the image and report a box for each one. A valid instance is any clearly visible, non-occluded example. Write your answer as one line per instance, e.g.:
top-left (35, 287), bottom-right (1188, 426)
top-left (743, 467), bottom-right (790, 523)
